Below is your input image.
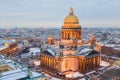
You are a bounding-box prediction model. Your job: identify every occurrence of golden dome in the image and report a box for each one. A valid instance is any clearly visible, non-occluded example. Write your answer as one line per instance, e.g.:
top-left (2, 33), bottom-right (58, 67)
top-left (64, 7), bottom-right (79, 24)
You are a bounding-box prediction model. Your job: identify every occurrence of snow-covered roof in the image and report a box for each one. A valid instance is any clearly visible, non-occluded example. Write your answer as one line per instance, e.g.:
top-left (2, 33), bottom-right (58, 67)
top-left (1, 69), bottom-right (44, 80)
top-left (0, 39), bottom-right (16, 45)
top-left (0, 69), bottom-right (28, 80)
top-left (78, 48), bottom-right (93, 56)
top-left (0, 45), bottom-right (8, 51)
top-left (72, 72), bottom-right (84, 77)
top-left (0, 54), bottom-right (44, 80)
top-left (46, 49), bottom-right (56, 56)
top-left (0, 39), bottom-right (17, 51)
top-left (29, 47), bottom-right (40, 53)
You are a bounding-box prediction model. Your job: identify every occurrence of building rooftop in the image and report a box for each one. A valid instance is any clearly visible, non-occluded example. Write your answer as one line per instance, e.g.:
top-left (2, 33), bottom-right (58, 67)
top-left (41, 44), bottom-right (99, 57)
top-left (0, 38), bottom-right (17, 51)
top-left (0, 38), bottom-right (16, 45)
top-left (0, 54), bottom-right (44, 80)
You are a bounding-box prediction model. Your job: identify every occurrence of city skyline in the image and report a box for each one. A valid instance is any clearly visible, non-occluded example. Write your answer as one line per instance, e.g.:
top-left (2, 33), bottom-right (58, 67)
top-left (0, 6), bottom-right (120, 79)
top-left (0, 0), bottom-right (120, 28)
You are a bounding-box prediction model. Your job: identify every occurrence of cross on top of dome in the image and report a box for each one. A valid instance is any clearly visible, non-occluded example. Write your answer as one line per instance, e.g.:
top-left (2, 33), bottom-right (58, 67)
top-left (70, 7), bottom-right (74, 15)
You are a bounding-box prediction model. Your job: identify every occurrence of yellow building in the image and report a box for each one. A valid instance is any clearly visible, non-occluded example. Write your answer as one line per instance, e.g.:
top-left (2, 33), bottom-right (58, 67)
top-left (40, 48), bottom-right (100, 74)
top-left (0, 39), bottom-right (19, 56)
top-left (40, 8), bottom-right (100, 77)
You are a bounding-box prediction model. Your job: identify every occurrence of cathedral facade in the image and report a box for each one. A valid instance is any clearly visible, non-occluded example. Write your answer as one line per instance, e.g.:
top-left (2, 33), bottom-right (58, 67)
top-left (40, 49), bottom-right (100, 73)
top-left (40, 8), bottom-right (100, 77)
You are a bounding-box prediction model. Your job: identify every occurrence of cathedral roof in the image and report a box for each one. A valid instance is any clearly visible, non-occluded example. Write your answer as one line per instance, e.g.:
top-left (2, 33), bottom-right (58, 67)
top-left (64, 7), bottom-right (79, 24)
top-left (78, 48), bottom-right (99, 57)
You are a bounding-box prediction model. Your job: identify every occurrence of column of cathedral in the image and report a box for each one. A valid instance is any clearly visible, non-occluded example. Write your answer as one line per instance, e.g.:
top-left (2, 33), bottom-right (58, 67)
top-left (74, 32), bottom-right (77, 39)
top-left (86, 59), bottom-right (89, 71)
top-left (55, 60), bottom-right (58, 71)
top-left (40, 55), bottom-right (42, 66)
top-left (85, 57), bottom-right (97, 72)
top-left (97, 56), bottom-right (100, 66)
top-left (62, 30), bottom-right (81, 40)
top-left (67, 31), bottom-right (69, 39)
top-left (91, 58), bottom-right (94, 68)
top-left (89, 58), bottom-right (93, 69)
top-left (48, 57), bottom-right (50, 68)
top-left (88, 59), bottom-right (90, 69)
top-left (47, 57), bottom-right (49, 67)
top-left (97, 55), bottom-right (101, 66)
top-left (53, 59), bottom-right (55, 70)
top-left (62, 29), bottom-right (82, 40)
top-left (47, 57), bottom-right (48, 67)
top-left (40, 55), bottom-right (44, 67)
top-left (93, 57), bottom-right (96, 66)
top-left (78, 58), bottom-right (88, 73)
top-left (40, 55), bottom-right (58, 71)
top-left (65, 31), bottom-right (67, 39)
top-left (78, 55), bottom-right (100, 73)
top-left (76, 32), bottom-right (79, 39)
top-left (82, 59), bottom-right (85, 72)
top-left (85, 59), bottom-right (87, 72)
top-left (94, 56), bottom-right (100, 67)
top-left (44, 56), bottom-right (47, 67)
top-left (51, 59), bottom-right (54, 70)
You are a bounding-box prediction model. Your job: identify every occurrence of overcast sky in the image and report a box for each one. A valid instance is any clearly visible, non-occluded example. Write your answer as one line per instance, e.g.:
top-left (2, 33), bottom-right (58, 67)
top-left (0, 0), bottom-right (120, 28)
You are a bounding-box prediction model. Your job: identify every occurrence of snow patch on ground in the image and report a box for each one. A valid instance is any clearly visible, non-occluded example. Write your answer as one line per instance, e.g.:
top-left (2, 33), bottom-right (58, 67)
top-left (100, 61), bottom-right (110, 67)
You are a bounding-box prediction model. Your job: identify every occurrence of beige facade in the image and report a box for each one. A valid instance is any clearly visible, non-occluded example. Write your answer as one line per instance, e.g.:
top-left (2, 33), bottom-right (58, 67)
top-left (40, 7), bottom-right (100, 76)
top-left (78, 55), bottom-right (100, 73)
top-left (0, 41), bottom-right (19, 56)
top-left (58, 56), bottom-right (78, 72)
top-left (40, 51), bottom-right (100, 74)
top-left (96, 45), bottom-right (120, 56)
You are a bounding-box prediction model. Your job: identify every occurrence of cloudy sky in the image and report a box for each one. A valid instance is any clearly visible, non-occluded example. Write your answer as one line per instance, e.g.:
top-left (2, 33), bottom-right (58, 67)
top-left (0, 0), bottom-right (120, 28)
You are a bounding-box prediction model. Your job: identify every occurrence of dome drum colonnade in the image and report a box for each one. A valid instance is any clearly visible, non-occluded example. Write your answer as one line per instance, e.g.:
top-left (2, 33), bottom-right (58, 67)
top-left (61, 7), bottom-right (82, 40)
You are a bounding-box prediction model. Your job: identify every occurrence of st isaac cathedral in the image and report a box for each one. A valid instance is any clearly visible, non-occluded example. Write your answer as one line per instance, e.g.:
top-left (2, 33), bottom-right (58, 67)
top-left (40, 7), bottom-right (101, 76)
